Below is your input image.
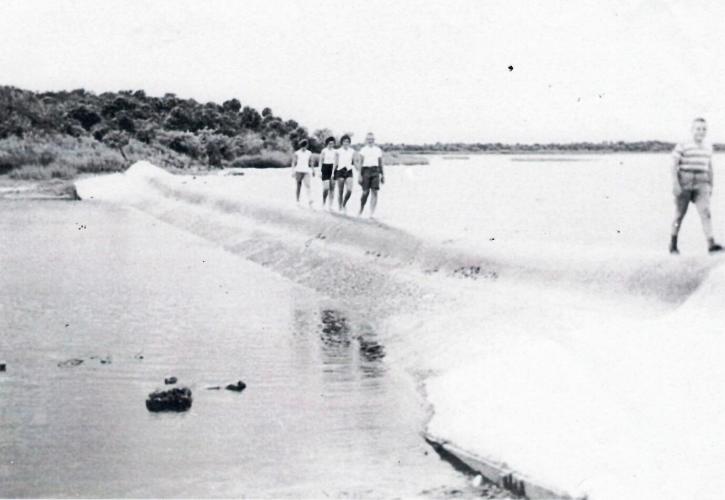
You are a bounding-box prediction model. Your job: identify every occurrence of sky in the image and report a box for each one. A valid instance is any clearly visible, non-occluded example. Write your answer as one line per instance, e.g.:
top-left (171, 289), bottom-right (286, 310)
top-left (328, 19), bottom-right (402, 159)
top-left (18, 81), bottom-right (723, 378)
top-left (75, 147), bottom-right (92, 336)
top-left (1, 0), bottom-right (725, 144)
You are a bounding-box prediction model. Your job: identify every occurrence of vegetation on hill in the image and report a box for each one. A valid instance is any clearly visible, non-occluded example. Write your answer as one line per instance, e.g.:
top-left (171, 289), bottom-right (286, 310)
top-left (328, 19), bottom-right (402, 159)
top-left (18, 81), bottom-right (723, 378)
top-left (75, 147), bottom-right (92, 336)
top-left (0, 85), bottom-right (329, 179)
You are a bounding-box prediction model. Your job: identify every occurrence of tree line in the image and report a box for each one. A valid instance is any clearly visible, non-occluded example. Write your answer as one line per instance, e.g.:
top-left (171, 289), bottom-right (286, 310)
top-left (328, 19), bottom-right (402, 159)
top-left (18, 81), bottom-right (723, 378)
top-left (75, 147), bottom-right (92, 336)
top-left (0, 85), bottom-right (336, 169)
top-left (2, 85), bottom-right (721, 175)
top-left (382, 141), bottom-right (725, 153)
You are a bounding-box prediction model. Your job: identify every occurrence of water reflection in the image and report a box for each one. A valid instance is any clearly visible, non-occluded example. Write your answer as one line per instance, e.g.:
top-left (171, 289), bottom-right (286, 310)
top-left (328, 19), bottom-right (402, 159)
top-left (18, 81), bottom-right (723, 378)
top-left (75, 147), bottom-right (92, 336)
top-left (317, 309), bottom-right (386, 379)
top-left (319, 309), bottom-right (352, 348)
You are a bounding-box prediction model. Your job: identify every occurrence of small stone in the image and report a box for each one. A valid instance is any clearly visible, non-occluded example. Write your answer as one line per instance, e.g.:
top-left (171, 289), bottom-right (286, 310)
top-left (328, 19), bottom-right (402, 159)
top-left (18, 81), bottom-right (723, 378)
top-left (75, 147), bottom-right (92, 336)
top-left (471, 474), bottom-right (483, 487)
top-left (225, 381), bottom-right (246, 392)
top-left (0, 363), bottom-right (6, 372)
top-left (58, 358), bottom-right (84, 368)
top-left (145, 387), bottom-right (192, 412)
top-left (164, 376), bottom-right (177, 385)
top-left (206, 386), bottom-right (221, 390)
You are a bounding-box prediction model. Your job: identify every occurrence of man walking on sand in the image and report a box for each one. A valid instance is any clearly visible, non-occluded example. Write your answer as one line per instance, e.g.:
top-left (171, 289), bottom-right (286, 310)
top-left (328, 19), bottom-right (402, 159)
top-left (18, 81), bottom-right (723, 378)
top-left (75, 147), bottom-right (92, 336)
top-left (669, 117), bottom-right (723, 254)
top-left (357, 132), bottom-right (384, 217)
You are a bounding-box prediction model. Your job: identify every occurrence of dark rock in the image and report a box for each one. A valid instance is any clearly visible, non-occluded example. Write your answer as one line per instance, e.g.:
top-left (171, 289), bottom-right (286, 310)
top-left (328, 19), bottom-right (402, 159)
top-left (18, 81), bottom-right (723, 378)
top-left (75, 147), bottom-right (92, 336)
top-left (225, 381), bottom-right (246, 392)
top-left (0, 363), bottom-right (5, 372)
top-left (206, 386), bottom-right (221, 390)
top-left (358, 338), bottom-right (386, 361)
top-left (146, 387), bottom-right (192, 412)
top-left (164, 376), bottom-right (177, 385)
top-left (58, 358), bottom-right (84, 368)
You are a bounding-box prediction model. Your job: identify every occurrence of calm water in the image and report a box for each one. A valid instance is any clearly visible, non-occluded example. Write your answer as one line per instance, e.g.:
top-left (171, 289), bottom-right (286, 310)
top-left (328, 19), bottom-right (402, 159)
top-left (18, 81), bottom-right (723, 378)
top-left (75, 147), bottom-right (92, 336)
top-left (0, 201), bottom-right (474, 498)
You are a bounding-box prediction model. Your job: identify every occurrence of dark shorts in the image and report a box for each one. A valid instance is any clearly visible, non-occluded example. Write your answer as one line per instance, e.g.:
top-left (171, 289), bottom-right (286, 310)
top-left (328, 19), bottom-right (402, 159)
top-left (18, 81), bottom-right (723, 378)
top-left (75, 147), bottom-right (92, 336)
top-left (334, 167), bottom-right (354, 180)
top-left (321, 164), bottom-right (334, 181)
top-left (361, 167), bottom-right (381, 190)
top-left (677, 170), bottom-right (711, 194)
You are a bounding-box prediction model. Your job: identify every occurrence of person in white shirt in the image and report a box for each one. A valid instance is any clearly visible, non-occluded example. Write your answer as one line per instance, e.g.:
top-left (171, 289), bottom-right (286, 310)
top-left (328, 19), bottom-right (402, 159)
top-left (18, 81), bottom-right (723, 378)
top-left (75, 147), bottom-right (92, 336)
top-left (319, 136), bottom-right (337, 210)
top-left (291, 140), bottom-right (315, 206)
top-left (356, 132), bottom-right (384, 217)
top-left (333, 134), bottom-right (355, 212)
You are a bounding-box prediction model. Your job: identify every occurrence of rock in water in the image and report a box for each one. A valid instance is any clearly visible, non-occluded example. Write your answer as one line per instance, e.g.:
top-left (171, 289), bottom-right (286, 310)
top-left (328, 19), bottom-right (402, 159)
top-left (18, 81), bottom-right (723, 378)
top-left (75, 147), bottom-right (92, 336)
top-left (225, 381), bottom-right (246, 392)
top-left (58, 358), bottom-right (84, 368)
top-left (145, 387), bottom-right (192, 412)
top-left (164, 376), bottom-right (177, 385)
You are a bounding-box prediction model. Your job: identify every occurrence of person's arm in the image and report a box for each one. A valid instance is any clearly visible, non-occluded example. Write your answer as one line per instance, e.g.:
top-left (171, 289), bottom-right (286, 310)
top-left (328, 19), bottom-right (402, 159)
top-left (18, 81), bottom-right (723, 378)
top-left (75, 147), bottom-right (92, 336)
top-left (355, 151), bottom-right (363, 184)
top-left (671, 145), bottom-right (682, 195)
top-left (378, 149), bottom-right (384, 183)
top-left (353, 150), bottom-right (361, 172)
top-left (333, 150), bottom-right (339, 176)
top-left (291, 152), bottom-right (296, 169)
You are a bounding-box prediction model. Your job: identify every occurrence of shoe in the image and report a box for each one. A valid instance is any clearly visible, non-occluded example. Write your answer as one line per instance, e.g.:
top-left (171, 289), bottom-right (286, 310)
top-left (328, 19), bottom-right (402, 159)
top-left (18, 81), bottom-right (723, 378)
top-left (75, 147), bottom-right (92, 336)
top-left (709, 243), bottom-right (723, 253)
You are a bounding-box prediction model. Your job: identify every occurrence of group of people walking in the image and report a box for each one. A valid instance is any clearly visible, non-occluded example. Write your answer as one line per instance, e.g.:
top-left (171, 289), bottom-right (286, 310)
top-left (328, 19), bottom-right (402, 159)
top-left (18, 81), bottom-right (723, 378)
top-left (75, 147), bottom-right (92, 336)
top-left (292, 132), bottom-right (384, 217)
top-left (289, 119), bottom-right (723, 255)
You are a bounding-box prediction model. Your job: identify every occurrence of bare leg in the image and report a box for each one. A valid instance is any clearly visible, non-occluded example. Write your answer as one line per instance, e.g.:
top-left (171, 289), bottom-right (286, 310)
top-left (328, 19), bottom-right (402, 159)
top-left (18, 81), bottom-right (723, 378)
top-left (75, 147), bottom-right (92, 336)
top-left (343, 178), bottom-right (353, 208)
top-left (694, 186), bottom-right (714, 242)
top-left (369, 189), bottom-right (378, 217)
top-left (360, 189), bottom-right (370, 215)
top-left (322, 180), bottom-right (330, 206)
top-left (328, 179), bottom-right (335, 209)
top-left (337, 179), bottom-right (345, 209)
top-left (671, 193), bottom-right (690, 236)
top-left (296, 178), bottom-right (302, 202)
top-left (304, 174), bottom-right (312, 205)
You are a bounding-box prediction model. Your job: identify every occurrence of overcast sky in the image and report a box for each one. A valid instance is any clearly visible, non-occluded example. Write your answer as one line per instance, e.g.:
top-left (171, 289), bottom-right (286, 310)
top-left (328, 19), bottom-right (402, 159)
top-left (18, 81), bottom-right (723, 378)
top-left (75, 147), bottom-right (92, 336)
top-left (1, 0), bottom-right (724, 143)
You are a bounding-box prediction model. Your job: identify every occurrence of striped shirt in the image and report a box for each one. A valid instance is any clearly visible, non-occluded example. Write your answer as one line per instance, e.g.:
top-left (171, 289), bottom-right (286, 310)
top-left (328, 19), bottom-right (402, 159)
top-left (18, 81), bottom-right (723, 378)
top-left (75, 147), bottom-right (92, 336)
top-left (673, 142), bottom-right (712, 172)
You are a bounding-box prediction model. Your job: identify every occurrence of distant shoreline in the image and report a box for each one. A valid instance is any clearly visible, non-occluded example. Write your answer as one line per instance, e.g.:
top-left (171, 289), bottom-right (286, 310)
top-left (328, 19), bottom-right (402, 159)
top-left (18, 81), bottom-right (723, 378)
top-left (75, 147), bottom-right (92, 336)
top-left (387, 142), bottom-right (725, 155)
top-left (397, 150), bottom-right (675, 155)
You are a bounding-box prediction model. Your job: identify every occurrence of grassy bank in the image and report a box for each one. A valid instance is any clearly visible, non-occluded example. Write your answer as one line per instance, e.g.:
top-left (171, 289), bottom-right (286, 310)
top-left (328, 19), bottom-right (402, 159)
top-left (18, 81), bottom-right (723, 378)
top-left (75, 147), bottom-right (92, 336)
top-left (0, 133), bottom-right (295, 182)
top-left (0, 134), bottom-right (200, 180)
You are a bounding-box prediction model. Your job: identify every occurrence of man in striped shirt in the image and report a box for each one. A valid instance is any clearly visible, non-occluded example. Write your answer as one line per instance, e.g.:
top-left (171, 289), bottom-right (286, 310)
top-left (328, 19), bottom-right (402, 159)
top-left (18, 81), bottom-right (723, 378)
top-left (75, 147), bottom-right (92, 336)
top-left (669, 117), bottom-right (723, 254)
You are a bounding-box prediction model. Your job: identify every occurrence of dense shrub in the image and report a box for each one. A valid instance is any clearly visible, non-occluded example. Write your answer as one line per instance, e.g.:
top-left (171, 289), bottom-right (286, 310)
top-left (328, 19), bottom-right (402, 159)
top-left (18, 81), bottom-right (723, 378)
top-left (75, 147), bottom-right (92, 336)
top-left (0, 85), bottom-right (312, 177)
top-left (153, 130), bottom-right (199, 160)
top-left (9, 163), bottom-right (78, 180)
top-left (230, 150), bottom-right (290, 169)
top-left (68, 106), bottom-right (101, 130)
top-left (230, 132), bottom-right (264, 156)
